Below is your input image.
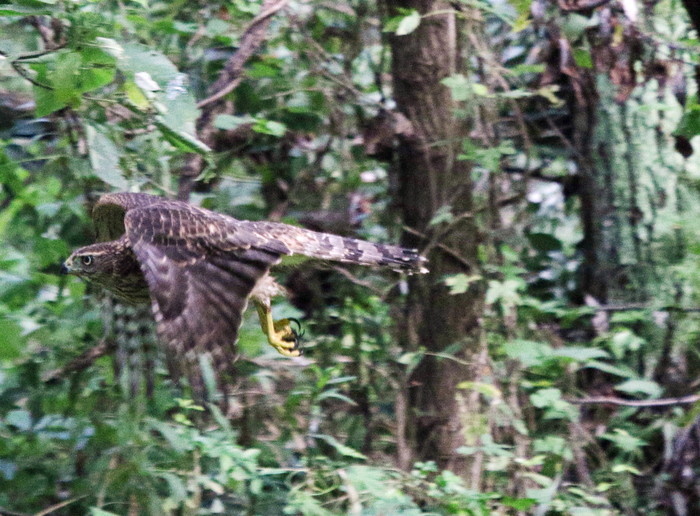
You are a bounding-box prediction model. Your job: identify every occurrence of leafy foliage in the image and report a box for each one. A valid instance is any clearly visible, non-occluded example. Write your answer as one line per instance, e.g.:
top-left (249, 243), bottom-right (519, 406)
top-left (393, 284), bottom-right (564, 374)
top-left (0, 0), bottom-right (699, 514)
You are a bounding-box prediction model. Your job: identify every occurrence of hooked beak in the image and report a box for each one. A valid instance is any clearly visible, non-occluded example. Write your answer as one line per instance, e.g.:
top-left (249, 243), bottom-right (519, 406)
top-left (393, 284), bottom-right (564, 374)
top-left (60, 261), bottom-right (72, 275)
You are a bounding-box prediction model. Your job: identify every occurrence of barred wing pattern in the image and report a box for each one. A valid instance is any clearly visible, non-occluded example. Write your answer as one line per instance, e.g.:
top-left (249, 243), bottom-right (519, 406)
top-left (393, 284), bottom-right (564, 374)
top-left (87, 193), bottom-right (427, 389)
top-left (123, 203), bottom-right (288, 380)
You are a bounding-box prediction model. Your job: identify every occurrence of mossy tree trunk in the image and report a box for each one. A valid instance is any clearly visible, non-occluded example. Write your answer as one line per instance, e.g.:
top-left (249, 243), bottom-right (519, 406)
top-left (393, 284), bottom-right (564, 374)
top-left (385, 0), bottom-right (485, 477)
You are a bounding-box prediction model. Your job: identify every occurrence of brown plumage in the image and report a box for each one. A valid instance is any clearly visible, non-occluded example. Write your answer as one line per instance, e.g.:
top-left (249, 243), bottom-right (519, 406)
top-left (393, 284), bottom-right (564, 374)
top-left (62, 192), bottom-right (427, 386)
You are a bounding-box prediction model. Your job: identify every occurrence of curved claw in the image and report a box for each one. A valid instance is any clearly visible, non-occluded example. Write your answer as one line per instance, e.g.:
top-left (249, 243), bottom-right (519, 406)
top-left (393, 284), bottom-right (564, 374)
top-left (270, 318), bottom-right (303, 357)
top-left (287, 318), bottom-right (306, 339)
top-left (255, 301), bottom-right (304, 357)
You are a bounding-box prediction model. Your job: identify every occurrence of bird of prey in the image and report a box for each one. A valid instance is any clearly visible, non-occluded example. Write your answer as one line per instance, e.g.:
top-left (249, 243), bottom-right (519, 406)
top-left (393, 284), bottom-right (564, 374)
top-left (61, 192), bottom-right (427, 383)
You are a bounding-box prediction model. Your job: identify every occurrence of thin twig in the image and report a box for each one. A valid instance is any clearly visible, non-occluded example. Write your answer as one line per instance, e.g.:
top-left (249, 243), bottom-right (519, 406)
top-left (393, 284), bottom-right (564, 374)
top-left (332, 266), bottom-right (385, 297)
top-left (568, 394), bottom-right (700, 407)
top-left (34, 496), bottom-right (87, 516)
top-left (0, 507), bottom-right (29, 516)
top-left (42, 338), bottom-right (115, 382)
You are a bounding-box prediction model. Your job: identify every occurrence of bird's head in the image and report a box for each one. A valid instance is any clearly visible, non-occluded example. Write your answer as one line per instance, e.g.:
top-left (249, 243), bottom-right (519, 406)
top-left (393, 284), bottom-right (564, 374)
top-left (61, 242), bottom-right (118, 280)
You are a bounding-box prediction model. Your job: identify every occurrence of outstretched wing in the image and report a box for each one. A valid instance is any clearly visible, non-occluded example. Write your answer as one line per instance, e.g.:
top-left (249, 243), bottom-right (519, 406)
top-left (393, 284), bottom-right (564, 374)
top-left (123, 202), bottom-right (289, 387)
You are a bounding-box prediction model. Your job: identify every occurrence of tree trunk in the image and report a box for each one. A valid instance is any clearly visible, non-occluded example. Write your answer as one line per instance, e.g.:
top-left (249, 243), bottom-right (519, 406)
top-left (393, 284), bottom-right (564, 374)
top-left (385, 0), bottom-right (485, 476)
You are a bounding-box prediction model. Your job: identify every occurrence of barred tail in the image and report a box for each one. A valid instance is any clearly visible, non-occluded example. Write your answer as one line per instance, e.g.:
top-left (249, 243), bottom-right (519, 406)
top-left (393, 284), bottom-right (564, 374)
top-left (259, 223), bottom-right (429, 274)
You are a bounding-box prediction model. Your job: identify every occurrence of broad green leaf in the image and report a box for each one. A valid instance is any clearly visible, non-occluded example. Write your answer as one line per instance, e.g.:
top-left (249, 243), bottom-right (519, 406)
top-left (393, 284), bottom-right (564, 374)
top-left (53, 52), bottom-right (81, 106)
top-left (503, 339), bottom-right (552, 367)
top-left (32, 63), bottom-right (66, 116)
top-left (85, 124), bottom-right (127, 189)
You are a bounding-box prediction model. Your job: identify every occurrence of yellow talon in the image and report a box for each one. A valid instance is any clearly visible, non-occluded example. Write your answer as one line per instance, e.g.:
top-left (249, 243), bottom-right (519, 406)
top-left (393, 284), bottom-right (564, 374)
top-left (255, 302), bottom-right (302, 357)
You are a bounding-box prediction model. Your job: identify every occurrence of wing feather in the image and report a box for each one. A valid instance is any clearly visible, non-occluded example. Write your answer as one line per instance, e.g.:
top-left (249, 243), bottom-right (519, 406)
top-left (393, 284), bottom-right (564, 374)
top-left (123, 203), bottom-right (284, 388)
top-left (92, 192), bottom-right (165, 242)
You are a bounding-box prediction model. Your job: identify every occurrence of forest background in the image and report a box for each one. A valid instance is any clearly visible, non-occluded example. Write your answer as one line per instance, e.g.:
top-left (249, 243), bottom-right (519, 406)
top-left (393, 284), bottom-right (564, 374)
top-left (1, 0), bottom-right (699, 514)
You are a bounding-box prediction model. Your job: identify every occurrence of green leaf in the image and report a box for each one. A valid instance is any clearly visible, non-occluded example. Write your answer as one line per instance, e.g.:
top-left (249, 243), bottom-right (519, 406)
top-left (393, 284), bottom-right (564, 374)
top-left (429, 205), bottom-right (454, 226)
top-left (486, 279), bottom-right (524, 309)
top-left (561, 14), bottom-right (590, 40)
top-left (155, 119), bottom-right (211, 155)
top-left (0, 319), bottom-right (23, 360)
top-left (584, 360), bottom-right (637, 378)
top-left (675, 95), bottom-right (700, 138)
top-left (159, 472), bottom-right (187, 502)
top-left (252, 119), bottom-right (286, 137)
top-left (572, 48), bottom-right (593, 68)
top-left (214, 114), bottom-right (250, 130)
top-left (119, 42), bottom-right (180, 85)
top-left (0, 5), bottom-right (53, 15)
top-left (530, 388), bottom-right (577, 421)
top-left (90, 509), bottom-right (121, 516)
top-left (611, 464), bottom-right (642, 475)
top-left (502, 496), bottom-right (537, 510)
top-left (149, 421), bottom-right (190, 453)
top-left (610, 310), bottom-right (648, 324)
top-left (609, 329), bottom-right (645, 358)
top-left (442, 74), bottom-right (471, 101)
top-left (53, 52), bottom-right (82, 106)
top-left (85, 124), bottom-right (127, 189)
top-left (502, 339), bottom-right (552, 367)
top-left (527, 232), bottom-right (562, 252)
top-left (444, 273), bottom-right (481, 295)
top-left (32, 64), bottom-right (66, 116)
top-left (310, 434), bottom-right (367, 460)
top-left (550, 346), bottom-right (609, 362)
top-left (614, 379), bottom-right (662, 398)
top-left (602, 429), bottom-right (646, 453)
top-left (395, 10), bottom-right (421, 36)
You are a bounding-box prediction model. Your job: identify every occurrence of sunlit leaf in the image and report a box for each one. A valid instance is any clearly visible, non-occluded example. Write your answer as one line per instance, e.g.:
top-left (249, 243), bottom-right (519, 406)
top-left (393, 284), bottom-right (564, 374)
top-left (395, 10), bottom-right (421, 36)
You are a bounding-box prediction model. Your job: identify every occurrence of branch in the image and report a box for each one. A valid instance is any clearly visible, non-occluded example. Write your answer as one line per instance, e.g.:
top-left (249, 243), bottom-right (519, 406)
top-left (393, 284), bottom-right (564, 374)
top-left (557, 0), bottom-right (612, 12)
top-left (197, 0), bottom-right (289, 109)
top-left (42, 338), bottom-right (115, 383)
top-left (178, 0), bottom-right (289, 198)
top-left (592, 303), bottom-right (700, 313)
top-left (568, 394), bottom-right (700, 407)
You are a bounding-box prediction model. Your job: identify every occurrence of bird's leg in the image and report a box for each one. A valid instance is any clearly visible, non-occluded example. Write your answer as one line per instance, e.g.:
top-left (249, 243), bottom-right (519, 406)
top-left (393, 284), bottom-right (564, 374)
top-left (254, 301), bottom-right (301, 357)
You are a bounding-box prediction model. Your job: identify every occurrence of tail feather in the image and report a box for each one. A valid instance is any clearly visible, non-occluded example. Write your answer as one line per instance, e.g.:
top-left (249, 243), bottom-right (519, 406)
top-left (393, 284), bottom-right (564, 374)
top-left (253, 222), bottom-right (428, 274)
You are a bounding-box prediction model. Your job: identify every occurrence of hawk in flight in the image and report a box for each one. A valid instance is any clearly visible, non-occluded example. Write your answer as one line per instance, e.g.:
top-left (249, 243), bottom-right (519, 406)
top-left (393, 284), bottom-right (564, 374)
top-left (61, 192), bottom-right (427, 382)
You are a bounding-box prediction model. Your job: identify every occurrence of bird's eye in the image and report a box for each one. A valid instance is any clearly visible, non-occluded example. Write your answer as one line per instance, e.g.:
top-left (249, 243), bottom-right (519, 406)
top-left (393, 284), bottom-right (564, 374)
top-left (81, 255), bottom-right (94, 266)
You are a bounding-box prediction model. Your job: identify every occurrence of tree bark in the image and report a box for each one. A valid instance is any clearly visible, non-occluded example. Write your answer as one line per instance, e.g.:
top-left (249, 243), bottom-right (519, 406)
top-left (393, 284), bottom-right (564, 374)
top-left (385, 0), bottom-right (484, 476)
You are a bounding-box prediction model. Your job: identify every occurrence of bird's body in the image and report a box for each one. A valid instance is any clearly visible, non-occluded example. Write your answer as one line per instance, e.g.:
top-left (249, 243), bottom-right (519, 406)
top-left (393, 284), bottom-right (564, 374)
top-left (62, 192), bottom-right (427, 385)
